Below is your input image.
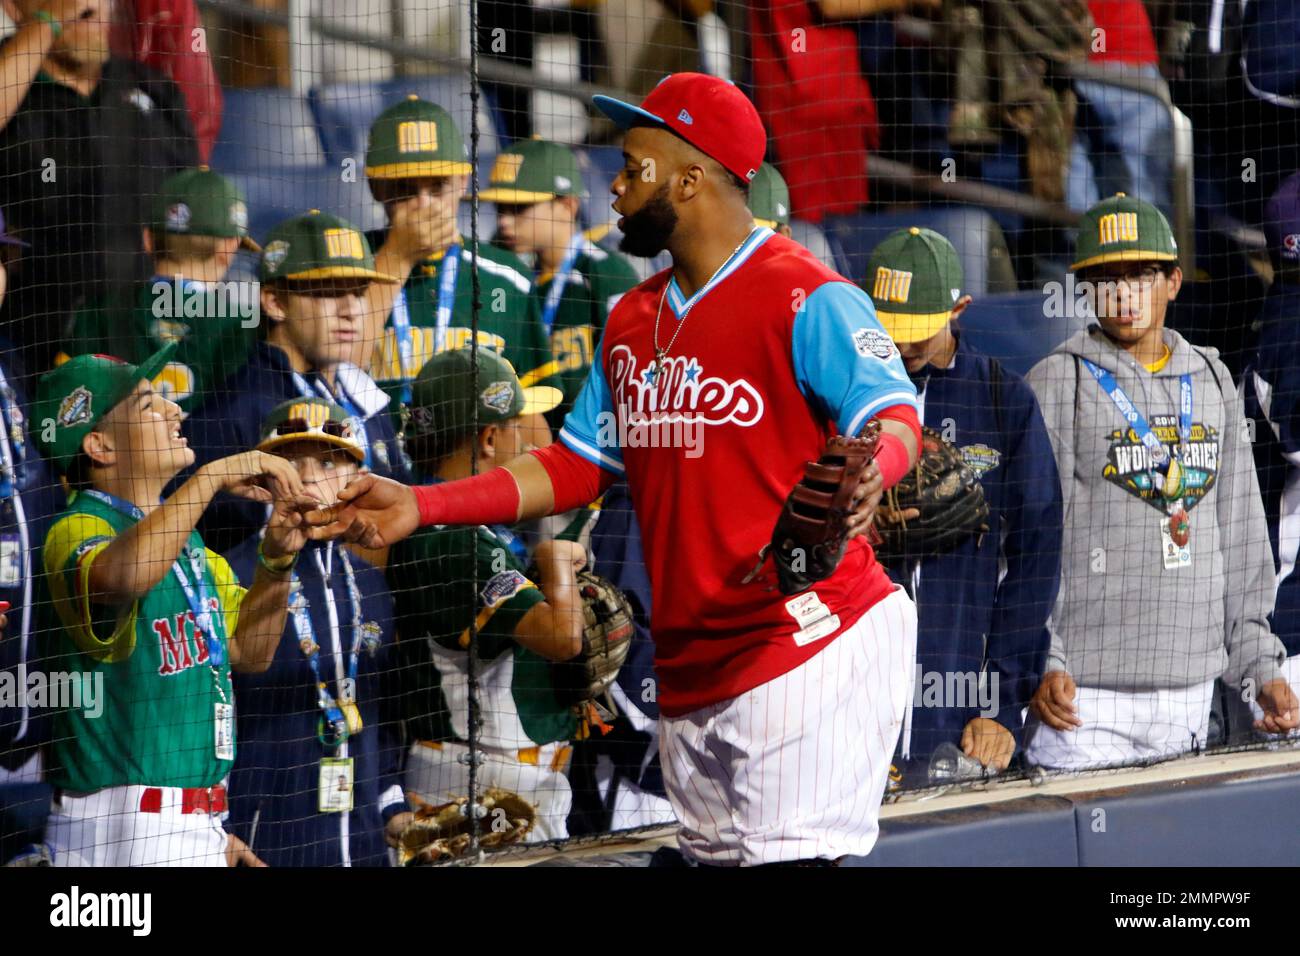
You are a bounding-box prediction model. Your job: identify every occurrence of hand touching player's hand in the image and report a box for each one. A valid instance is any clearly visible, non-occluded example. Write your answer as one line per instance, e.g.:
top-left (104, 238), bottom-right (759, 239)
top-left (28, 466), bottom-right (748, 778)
top-left (961, 717), bottom-right (1015, 771)
top-left (262, 495), bottom-right (312, 561)
top-left (385, 811), bottom-right (414, 848)
top-left (846, 460), bottom-right (884, 541)
top-left (1030, 670), bottom-right (1082, 731)
top-left (304, 473), bottom-right (419, 548)
top-left (199, 451), bottom-right (307, 504)
top-left (1254, 679), bottom-right (1300, 734)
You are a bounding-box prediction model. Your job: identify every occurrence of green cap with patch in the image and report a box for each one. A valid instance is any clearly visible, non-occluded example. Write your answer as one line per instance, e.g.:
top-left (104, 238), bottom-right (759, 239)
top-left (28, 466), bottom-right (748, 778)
top-left (864, 227), bottom-right (964, 344)
top-left (151, 166), bottom-right (261, 253)
top-left (259, 209), bottom-right (398, 284)
top-left (749, 162), bottom-right (791, 229)
top-left (405, 347), bottom-right (563, 441)
top-left (32, 343), bottom-right (179, 472)
top-left (1071, 192), bottom-right (1177, 272)
top-left (366, 95), bottom-right (472, 180)
top-left (478, 137), bottom-right (585, 204)
top-left (257, 396), bottom-right (365, 463)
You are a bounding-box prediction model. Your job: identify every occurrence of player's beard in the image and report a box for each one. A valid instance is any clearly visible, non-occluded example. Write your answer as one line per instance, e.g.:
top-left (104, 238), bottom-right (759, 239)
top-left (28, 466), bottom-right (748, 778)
top-left (618, 184), bottom-right (678, 258)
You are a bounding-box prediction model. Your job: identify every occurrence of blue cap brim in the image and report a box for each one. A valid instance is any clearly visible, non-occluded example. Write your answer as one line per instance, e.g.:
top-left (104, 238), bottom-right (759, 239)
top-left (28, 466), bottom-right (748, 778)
top-left (592, 95), bottom-right (666, 131)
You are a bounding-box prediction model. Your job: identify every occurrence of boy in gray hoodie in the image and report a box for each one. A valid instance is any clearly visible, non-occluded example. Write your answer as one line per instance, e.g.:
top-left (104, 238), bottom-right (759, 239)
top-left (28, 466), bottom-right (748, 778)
top-left (1025, 194), bottom-right (1298, 770)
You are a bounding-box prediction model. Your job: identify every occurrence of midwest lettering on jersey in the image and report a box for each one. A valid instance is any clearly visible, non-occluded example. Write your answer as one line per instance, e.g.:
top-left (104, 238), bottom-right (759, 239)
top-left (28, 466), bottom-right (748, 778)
top-left (374, 326), bottom-right (508, 382)
top-left (153, 596), bottom-right (221, 676)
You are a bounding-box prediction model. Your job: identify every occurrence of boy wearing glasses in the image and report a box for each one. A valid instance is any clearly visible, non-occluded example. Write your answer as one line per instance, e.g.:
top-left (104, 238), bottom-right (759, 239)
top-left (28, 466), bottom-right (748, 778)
top-left (1024, 193), bottom-right (1298, 769)
top-left (223, 396), bottom-right (409, 866)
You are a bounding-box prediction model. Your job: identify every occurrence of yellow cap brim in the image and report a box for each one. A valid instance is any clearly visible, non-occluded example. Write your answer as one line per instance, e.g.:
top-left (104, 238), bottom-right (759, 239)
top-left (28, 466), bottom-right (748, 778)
top-left (521, 385), bottom-right (563, 416)
top-left (753, 217), bottom-right (780, 230)
top-left (278, 266), bottom-right (400, 285)
top-left (584, 223), bottom-right (614, 243)
top-left (874, 309), bottom-right (953, 345)
top-left (1070, 249), bottom-right (1179, 271)
top-left (366, 161), bottom-right (474, 179)
top-left (477, 187), bottom-right (558, 203)
top-left (257, 431), bottom-right (367, 463)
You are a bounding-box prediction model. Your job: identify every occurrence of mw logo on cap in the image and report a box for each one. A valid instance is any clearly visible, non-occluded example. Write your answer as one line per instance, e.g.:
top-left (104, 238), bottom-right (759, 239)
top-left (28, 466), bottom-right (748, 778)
top-left (288, 401), bottom-right (331, 428)
top-left (397, 120), bottom-right (439, 154)
top-left (1098, 212), bottom-right (1139, 245)
top-left (324, 229), bottom-right (365, 260)
top-left (872, 267), bottom-right (914, 304)
top-left (491, 154), bottom-right (523, 184)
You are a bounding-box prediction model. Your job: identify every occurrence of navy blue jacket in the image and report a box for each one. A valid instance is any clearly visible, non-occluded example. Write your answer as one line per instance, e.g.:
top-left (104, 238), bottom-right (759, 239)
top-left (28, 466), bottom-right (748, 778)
top-left (885, 335), bottom-right (1062, 769)
top-left (183, 342), bottom-right (411, 553)
top-left (0, 352), bottom-right (65, 767)
top-left (224, 537), bottom-right (405, 867)
top-left (1244, 282), bottom-right (1300, 657)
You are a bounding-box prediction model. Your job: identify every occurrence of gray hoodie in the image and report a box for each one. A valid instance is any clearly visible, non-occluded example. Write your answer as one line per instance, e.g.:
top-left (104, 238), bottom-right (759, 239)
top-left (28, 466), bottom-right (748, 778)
top-left (1026, 325), bottom-right (1286, 693)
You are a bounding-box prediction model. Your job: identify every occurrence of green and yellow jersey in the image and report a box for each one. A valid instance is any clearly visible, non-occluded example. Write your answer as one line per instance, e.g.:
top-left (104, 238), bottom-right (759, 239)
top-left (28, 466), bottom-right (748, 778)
top-left (41, 489), bottom-right (243, 792)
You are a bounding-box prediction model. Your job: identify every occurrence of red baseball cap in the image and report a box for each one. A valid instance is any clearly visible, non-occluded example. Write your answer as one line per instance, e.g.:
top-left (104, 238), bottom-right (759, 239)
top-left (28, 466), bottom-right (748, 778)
top-left (593, 73), bottom-right (766, 184)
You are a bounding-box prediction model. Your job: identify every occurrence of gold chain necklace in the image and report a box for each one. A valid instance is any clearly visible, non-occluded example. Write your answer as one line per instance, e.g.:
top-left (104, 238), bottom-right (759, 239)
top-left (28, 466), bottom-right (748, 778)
top-left (649, 229), bottom-right (755, 382)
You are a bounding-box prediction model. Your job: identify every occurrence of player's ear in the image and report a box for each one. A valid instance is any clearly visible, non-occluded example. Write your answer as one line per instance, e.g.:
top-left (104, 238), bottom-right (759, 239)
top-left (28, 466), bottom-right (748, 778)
top-left (1164, 266), bottom-right (1182, 301)
top-left (260, 285), bottom-right (287, 325)
top-left (678, 162), bottom-right (706, 202)
top-left (560, 195), bottom-right (580, 221)
top-left (948, 294), bottom-right (974, 321)
top-left (81, 429), bottom-right (115, 468)
top-left (142, 227), bottom-right (156, 256)
top-left (478, 424), bottom-right (498, 463)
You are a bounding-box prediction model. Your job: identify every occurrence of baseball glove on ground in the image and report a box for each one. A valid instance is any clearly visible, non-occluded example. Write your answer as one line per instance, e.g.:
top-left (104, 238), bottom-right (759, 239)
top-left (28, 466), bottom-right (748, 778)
top-left (766, 422), bottom-right (882, 596)
top-left (551, 570), bottom-right (634, 721)
top-left (398, 788), bottom-right (538, 865)
top-left (872, 426), bottom-right (989, 561)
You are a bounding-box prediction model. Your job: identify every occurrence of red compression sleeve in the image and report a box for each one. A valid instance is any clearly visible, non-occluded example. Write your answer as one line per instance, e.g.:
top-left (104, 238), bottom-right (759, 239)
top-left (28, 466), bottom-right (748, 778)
top-left (412, 467), bottom-right (521, 528)
top-left (871, 403), bottom-right (922, 490)
top-left (530, 442), bottom-right (618, 513)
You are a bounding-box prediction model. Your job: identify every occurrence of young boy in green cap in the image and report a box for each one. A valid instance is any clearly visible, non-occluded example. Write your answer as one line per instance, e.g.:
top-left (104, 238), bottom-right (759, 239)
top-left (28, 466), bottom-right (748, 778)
top-left (865, 226), bottom-right (1062, 782)
top-left (483, 137), bottom-right (639, 425)
top-left (33, 343), bottom-right (310, 866)
top-left (359, 96), bottom-right (560, 411)
top-left (386, 347), bottom-right (586, 841)
top-left (1025, 193), bottom-right (1298, 769)
top-left (222, 396), bottom-right (410, 866)
top-left (68, 166), bottom-right (262, 413)
top-left (184, 209), bottom-right (409, 554)
top-left (748, 162), bottom-right (793, 240)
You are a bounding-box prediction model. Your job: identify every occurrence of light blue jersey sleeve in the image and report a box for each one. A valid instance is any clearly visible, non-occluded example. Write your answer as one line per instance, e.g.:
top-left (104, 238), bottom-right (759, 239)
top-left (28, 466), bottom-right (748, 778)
top-left (558, 337), bottom-right (624, 474)
top-left (792, 281), bottom-right (919, 436)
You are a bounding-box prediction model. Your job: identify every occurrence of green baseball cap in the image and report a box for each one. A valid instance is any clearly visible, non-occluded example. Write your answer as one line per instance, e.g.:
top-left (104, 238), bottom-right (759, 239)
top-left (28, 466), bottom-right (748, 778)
top-left (259, 209), bottom-right (398, 284)
top-left (257, 396), bottom-right (365, 463)
top-left (478, 137), bottom-right (585, 204)
top-left (405, 348), bottom-right (563, 440)
top-left (749, 162), bottom-right (791, 229)
top-left (1071, 192), bottom-right (1178, 272)
top-left (151, 166), bottom-right (261, 253)
top-left (33, 343), bottom-right (179, 472)
top-left (366, 95), bottom-right (472, 180)
top-left (864, 227), bottom-right (964, 344)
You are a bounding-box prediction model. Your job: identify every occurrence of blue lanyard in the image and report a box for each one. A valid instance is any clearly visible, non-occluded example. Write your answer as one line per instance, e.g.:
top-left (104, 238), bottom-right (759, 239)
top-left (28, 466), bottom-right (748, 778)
top-left (1082, 359), bottom-right (1193, 474)
top-left (291, 545), bottom-right (373, 746)
top-left (0, 363), bottom-right (25, 501)
top-left (491, 524), bottom-right (528, 563)
top-left (81, 488), bottom-right (225, 669)
top-left (391, 287), bottom-right (415, 405)
top-left (434, 242), bottom-right (462, 354)
top-left (291, 370), bottom-right (375, 472)
top-left (539, 233), bottom-right (586, 336)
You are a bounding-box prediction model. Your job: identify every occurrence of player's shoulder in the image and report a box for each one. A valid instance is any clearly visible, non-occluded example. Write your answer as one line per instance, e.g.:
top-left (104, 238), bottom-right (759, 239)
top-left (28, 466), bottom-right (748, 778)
top-left (44, 503), bottom-right (117, 572)
top-left (468, 242), bottom-right (533, 294)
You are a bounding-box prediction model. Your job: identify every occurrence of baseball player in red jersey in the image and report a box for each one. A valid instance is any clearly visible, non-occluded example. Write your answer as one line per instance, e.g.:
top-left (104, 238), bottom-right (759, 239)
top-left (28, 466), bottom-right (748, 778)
top-left (309, 74), bottom-right (923, 866)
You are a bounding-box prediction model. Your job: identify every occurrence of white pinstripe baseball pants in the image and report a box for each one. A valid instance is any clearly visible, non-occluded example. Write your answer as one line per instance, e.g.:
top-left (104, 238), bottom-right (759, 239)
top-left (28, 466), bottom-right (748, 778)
top-left (660, 586), bottom-right (917, 865)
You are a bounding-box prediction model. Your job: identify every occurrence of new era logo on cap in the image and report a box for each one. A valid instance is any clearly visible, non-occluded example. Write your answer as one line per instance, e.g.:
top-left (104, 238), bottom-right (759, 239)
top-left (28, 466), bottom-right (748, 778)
top-left (677, 109), bottom-right (693, 125)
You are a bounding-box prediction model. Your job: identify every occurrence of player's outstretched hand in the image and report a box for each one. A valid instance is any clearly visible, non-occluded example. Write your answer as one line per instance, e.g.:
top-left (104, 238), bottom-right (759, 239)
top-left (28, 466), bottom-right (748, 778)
top-left (961, 717), bottom-right (1015, 771)
top-left (846, 460), bottom-right (885, 541)
top-left (199, 451), bottom-right (306, 503)
top-left (1030, 670), bottom-right (1082, 731)
top-left (1254, 679), bottom-right (1300, 734)
top-left (262, 495), bottom-right (313, 562)
top-left (224, 832), bottom-right (267, 867)
top-left (304, 473), bottom-right (419, 549)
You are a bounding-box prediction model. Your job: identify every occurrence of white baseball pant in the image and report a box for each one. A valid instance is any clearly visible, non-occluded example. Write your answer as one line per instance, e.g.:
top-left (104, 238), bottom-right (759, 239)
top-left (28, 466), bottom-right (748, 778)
top-left (45, 786), bottom-right (228, 867)
top-left (404, 740), bottom-right (573, 841)
top-left (1024, 679), bottom-right (1216, 770)
top-left (659, 585), bottom-right (917, 865)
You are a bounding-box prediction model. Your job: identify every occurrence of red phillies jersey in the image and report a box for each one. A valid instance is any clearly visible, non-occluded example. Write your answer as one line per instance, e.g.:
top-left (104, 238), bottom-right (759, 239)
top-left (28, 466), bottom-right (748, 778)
top-left (559, 228), bottom-right (918, 715)
top-left (1087, 0), bottom-right (1159, 64)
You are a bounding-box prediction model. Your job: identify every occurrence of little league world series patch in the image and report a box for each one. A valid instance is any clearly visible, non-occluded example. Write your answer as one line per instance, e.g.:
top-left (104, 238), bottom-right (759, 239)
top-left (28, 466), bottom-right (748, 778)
top-left (1102, 416), bottom-right (1219, 512)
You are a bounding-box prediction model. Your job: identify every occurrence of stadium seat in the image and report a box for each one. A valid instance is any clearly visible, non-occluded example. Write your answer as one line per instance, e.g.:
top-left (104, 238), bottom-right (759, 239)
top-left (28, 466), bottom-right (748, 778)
top-left (209, 89), bottom-right (326, 171)
top-left (225, 167), bottom-right (386, 244)
top-left (824, 206), bottom-right (1019, 295)
top-left (957, 288), bottom-right (1091, 376)
top-left (309, 76), bottom-right (503, 168)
